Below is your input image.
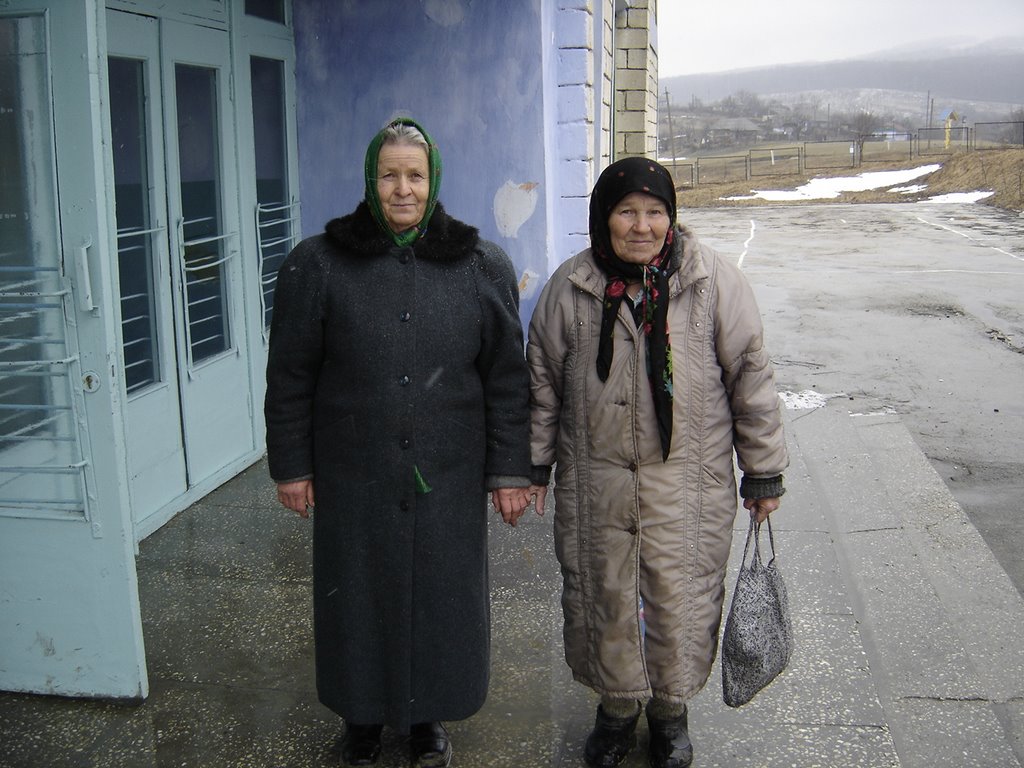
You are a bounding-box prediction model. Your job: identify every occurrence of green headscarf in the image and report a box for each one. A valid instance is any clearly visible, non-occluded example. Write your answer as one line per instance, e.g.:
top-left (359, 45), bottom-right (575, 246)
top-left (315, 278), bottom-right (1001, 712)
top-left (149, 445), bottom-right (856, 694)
top-left (363, 117), bottom-right (443, 247)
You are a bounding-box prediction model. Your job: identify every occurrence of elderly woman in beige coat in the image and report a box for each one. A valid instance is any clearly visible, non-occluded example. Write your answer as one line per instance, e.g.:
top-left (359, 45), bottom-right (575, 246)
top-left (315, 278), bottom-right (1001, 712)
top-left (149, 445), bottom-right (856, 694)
top-left (526, 157), bottom-right (788, 768)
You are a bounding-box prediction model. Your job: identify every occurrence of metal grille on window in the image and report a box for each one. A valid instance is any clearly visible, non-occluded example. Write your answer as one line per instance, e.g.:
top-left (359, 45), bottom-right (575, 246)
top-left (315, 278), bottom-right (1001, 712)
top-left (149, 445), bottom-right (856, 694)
top-left (109, 56), bottom-right (162, 394)
top-left (256, 198), bottom-right (299, 338)
top-left (250, 55), bottom-right (295, 338)
top-left (0, 14), bottom-right (88, 519)
top-left (175, 63), bottom-right (236, 369)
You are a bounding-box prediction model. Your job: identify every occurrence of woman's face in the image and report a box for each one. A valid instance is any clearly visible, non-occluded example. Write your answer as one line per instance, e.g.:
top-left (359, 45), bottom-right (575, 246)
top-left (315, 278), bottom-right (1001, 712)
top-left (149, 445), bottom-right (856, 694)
top-left (376, 143), bottom-right (430, 233)
top-left (607, 191), bottom-right (670, 264)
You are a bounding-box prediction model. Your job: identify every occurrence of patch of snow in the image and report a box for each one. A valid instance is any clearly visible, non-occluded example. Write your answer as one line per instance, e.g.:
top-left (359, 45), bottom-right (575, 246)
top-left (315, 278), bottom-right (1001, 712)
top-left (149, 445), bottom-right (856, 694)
top-left (919, 190), bottom-right (995, 203)
top-left (891, 184), bottom-right (927, 194)
top-left (778, 390), bottom-right (845, 410)
top-left (724, 164), bottom-right (941, 202)
top-left (850, 407), bottom-right (898, 417)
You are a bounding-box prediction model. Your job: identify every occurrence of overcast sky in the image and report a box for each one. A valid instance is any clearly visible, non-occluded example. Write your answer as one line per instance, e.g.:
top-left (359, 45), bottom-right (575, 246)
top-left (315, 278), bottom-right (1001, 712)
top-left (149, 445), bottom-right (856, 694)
top-left (657, 0), bottom-right (1024, 76)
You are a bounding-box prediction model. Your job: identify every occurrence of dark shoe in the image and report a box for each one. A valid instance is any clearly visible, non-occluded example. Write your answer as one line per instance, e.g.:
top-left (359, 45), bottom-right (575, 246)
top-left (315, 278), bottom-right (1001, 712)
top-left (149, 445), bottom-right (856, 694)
top-left (340, 723), bottom-right (383, 766)
top-left (409, 721), bottom-right (452, 768)
top-left (646, 707), bottom-right (693, 768)
top-left (584, 705), bottom-right (640, 768)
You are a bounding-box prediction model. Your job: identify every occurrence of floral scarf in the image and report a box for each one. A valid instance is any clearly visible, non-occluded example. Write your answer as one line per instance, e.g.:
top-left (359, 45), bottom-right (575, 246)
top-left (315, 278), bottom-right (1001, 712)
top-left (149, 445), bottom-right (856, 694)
top-left (590, 157), bottom-right (679, 460)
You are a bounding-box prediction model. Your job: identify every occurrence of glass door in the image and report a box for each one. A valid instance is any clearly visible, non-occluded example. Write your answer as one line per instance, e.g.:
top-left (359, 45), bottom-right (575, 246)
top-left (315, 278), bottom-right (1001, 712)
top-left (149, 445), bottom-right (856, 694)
top-left (107, 12), bottom-right (255, 532)
top-left (107, 11), bottom-right (187, 523)
top-left (164, 20), bottom-right (254, 486)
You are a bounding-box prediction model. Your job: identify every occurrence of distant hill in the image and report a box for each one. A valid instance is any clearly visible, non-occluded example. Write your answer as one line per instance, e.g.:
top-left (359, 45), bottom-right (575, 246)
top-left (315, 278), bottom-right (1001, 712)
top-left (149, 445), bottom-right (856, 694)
top-left (663, 43), bottom-right (1024, 120)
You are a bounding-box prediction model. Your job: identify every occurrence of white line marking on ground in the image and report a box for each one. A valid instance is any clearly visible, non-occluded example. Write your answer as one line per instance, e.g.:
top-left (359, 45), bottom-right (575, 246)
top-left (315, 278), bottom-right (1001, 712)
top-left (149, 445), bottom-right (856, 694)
top-left (892, 269), bottom-right (1022, 275)
top-left (737, 220), bottom-right (756, 269)
top-left (916, 216), bottom-right (1024, 261)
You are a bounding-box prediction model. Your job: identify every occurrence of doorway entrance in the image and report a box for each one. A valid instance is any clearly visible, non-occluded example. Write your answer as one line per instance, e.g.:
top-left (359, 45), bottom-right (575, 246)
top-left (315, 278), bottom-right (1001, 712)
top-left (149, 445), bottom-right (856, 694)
top-left (107, 10), bottom-right (256, 531)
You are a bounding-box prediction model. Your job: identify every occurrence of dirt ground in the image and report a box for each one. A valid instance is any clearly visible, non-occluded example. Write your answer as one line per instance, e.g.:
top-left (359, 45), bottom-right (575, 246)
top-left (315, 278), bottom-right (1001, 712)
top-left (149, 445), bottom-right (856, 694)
top-left (676, 148), bottom-right (1024, 213)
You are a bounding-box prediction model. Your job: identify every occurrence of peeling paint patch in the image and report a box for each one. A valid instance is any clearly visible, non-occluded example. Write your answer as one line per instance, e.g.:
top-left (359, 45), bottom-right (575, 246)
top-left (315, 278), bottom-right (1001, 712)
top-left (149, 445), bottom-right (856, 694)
top-left (518, 269), bottom-right (540, 300)
top-left (494, 180), bottom-right (539, 238)
top-left (423, 0), bottom-right (466, 26)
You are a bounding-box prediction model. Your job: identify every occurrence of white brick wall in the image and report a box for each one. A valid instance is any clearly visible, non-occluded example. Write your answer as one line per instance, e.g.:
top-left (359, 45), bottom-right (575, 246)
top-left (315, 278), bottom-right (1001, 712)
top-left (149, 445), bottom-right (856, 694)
top-left (548, 0), bottom-right (659, 274)
top-left (553, 1), bottom-right (599, 264)
top-left (614, 0), bottom-right (658, 159)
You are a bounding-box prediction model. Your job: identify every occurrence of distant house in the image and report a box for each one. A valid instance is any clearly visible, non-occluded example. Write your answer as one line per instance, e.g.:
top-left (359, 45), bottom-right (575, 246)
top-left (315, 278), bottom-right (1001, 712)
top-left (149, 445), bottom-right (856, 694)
top-left (707, 117), bottom-right (761, 146)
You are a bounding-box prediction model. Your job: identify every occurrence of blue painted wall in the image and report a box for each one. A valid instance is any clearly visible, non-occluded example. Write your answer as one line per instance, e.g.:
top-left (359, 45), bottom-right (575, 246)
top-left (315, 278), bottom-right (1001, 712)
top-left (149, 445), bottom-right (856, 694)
top-left (292, 1), bottom-right (552, 323)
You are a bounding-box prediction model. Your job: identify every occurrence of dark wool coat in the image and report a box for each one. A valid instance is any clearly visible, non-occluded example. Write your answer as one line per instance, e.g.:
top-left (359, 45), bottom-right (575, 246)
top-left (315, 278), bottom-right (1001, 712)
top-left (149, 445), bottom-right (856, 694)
top-left (264, 203), bottom-right (530, 732)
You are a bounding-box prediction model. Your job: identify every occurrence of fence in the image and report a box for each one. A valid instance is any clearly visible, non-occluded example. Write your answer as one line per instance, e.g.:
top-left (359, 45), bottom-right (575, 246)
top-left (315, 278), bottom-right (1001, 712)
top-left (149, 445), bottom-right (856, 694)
top-left (694, 155), bottom-right (748, 184)
top-left (668, 121), bottom-right (1023, 187)
top-left (917, 126), bottom-right (969, 156)
top-left (975, 121), bottom-right (1024, 150)
top-left (861, 133), bottom-right (914, 164)
top-left (750, 146), bottom-right (801, 177)
top-left (804, 140), bottom-right (856, 170)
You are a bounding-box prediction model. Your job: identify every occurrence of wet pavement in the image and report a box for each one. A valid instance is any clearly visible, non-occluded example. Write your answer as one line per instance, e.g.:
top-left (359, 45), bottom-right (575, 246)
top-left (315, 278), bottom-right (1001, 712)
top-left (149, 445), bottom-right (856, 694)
top-left (686, 202), bottom-right (1024, 601)
top-left (2, 408), bottom-right (1022, 766)
top-left (2, 201), bottom-right (1023, 767)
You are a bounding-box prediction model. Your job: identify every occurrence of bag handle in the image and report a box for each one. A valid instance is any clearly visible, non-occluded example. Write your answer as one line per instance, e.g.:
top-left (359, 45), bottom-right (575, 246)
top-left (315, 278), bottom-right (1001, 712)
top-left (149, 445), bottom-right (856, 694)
top-left (741, 516), bottom-right (777, 568)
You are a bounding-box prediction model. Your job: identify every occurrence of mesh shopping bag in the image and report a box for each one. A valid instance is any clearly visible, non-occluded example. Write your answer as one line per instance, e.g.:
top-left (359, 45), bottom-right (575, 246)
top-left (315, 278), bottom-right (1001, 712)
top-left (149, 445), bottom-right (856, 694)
top-left (721, 517), bottom-right (793, 707)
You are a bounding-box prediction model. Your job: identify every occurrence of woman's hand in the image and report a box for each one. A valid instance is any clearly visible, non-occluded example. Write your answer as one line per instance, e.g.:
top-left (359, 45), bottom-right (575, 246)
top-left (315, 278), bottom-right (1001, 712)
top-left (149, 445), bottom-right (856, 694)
top-left (277, 479), bottom-right (315, 518)
top-left (743, 496), bottom-right (780, 524)
top-left (491, 487), bottom-right (531, 527)
top-left (529, 484), bottom-right (548, 517)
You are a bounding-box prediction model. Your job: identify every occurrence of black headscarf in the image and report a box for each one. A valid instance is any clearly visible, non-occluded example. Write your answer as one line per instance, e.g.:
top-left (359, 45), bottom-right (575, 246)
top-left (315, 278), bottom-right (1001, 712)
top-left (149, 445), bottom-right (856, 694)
top-left (589, 157), bottom-right (678, 460)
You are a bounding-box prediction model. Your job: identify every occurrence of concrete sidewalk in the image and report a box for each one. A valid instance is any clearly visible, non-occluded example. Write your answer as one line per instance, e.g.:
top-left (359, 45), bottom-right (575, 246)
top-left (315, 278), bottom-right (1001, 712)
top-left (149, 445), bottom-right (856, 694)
top-left (1, 404), bottom-right (1022, 767)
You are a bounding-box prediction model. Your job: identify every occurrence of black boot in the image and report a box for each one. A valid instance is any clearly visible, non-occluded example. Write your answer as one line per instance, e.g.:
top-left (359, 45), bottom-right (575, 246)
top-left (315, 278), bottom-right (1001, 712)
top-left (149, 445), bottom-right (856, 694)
top-left (584, 705), bottom-right (640, 767)
top-left (340, 723), bottom-right (383, 766)
top-left (409, 721), bottom-right (452, 768)
top-left (646, 706), bottom-right (693, 768)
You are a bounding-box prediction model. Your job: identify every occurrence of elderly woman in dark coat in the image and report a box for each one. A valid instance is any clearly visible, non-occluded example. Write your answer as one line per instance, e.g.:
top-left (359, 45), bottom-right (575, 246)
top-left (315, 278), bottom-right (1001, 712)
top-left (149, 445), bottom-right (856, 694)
top-left (265, 118), bottom-right (531, 768)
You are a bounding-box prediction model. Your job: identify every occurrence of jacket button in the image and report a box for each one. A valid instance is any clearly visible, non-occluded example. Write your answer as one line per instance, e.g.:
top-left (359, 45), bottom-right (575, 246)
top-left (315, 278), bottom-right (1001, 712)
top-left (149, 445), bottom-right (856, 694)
top-left (628, 462), bottom-right (637, 472)
top-left (400, 438), bottom-right (411, 449)
top-left (400, 311), bottom-right (411, 322)
top-left (399, 374), bottom-right (410, 386)
top-left (399, 251), bottom-right (410, 264)
top-left (400, 500), bottom-right (410, 511)
top-left (627, 525), bottom-right (638, 535)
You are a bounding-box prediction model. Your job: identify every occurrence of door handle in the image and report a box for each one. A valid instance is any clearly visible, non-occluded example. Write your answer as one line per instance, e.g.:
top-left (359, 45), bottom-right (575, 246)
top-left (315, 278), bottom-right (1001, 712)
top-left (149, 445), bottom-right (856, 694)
top-left (76, 235), bottom-right (97, 314)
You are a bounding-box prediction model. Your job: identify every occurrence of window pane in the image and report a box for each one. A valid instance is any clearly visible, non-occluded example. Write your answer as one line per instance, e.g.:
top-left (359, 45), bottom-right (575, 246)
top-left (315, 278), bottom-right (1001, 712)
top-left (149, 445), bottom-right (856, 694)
top-left (175, 63), bottom-right (230, 364)
top-left (108, 56), bottom-right (160, 393)
top-left (0, 15), bottom-right (85, 515)
top-left (245, 0), bottom-right (285, 24)
top-left (250, 56), bottom-right (293, 331)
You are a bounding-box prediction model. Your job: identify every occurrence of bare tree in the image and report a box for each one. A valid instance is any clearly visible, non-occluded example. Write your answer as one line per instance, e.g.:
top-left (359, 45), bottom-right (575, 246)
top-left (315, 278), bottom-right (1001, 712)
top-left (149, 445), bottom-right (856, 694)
top-left (850, 111), bottom-right (885, 158)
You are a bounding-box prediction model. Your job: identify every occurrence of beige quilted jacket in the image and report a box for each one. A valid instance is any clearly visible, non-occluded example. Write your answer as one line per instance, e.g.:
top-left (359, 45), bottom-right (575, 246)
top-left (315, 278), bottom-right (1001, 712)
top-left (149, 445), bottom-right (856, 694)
top-left (527, 225), bottom-right (789, 702)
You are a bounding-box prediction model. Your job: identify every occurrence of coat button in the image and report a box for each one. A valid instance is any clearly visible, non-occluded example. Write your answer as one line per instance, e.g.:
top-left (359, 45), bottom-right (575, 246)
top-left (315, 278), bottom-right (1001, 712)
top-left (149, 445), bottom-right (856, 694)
top-left (627, 525), bottom-right (638, 535)
top-left (399, 374), bottom-right (410, 386)
top-left (399, 251), bottom-right (410, 264)
top-left (628, 462), bottom-right (637, 472)
top-left (400, 438), bottom-right (411, 449)
top-left (400, 311), bottom-right (411, 322)
top-left (400, 499), bottom-right (410, 511)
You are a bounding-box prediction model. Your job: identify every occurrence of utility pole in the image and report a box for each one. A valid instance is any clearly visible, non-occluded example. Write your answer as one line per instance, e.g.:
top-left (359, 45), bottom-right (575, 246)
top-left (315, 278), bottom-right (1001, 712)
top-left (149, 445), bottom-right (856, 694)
top-left (664, 88), bottom-right (678, 177)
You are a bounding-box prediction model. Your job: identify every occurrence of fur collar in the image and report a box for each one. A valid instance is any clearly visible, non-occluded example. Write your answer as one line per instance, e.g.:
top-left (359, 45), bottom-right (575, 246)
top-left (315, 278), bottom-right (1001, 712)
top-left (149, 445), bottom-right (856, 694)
top-left (324, 202), bottom-right (480, 262)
